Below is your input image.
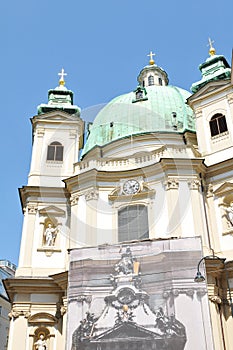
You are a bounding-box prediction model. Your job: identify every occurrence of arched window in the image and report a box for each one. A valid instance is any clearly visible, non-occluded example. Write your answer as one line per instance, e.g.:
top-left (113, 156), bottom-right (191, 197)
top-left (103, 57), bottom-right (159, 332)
top-left (209, 113), bottom-right (228, 137)
top-left (158, 77), bottom-right (162, 86)
top-left (148, 75), bottom-right (154, 86)
top-left (118, 205), bottom-right (149, 242)
top-left (47, 142), bottom-right (63, 161)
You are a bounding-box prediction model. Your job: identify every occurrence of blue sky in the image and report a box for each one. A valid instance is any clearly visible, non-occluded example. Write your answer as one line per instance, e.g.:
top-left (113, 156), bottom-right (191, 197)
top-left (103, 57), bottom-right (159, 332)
top-left (1, 0), bottom-right (233, 265)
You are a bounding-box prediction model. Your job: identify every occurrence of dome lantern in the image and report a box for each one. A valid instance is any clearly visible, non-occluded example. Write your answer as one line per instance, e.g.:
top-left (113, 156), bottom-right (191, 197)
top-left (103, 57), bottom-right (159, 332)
top-left (137, 51), bottom-right (169, 88)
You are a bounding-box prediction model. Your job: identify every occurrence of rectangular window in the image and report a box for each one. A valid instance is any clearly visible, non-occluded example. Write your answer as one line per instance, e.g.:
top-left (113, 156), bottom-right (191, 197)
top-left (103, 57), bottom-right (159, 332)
top-left (218, 116), bottom-right (227, 133)
top-left (118, 205), bottom-right (149, 242)
top-left (55, 145), bottom-right (63, 161)
top-left (47, 145), bottom-right (55, 160)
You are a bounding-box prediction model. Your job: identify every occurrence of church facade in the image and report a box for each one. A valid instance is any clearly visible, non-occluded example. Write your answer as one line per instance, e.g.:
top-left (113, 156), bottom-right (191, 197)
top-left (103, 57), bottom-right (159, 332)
top-left (4, 45), bottom-right (233, 349)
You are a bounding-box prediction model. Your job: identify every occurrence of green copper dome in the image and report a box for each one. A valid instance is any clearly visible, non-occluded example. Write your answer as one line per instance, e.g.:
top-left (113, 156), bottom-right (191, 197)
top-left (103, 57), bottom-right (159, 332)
top-left (82, 65), bottom-right (195, 157)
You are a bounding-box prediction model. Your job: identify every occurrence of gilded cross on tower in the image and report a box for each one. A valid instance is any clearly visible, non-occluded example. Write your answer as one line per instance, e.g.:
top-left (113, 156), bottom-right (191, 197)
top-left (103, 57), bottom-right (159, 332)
top-left (147, 51), bottom-right (155, 65)
top-left (207, 38), bottom-right (216, 56)
top-left (58, 68), bottom-right (67, 85)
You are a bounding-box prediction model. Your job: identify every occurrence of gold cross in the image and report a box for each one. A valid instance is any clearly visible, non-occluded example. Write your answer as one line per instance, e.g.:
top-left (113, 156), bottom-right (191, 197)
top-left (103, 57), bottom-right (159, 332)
top-left (147, 51), bottom-right (155, 65)
top-left (208, 38), bottom-right (214, 50)
top-left (58, 68), bottom-right (67, 85)
top-left (207, 38), bottom-right (216, 56)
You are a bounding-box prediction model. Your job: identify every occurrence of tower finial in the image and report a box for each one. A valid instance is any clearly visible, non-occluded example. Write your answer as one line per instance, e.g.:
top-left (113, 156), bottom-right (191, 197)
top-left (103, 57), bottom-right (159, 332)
top-left (208, 38), bottom-right (216, 56)
top-left (147, 51), bottom-right (155, 65)
top-left (58, 68), bottom-right (67, 86)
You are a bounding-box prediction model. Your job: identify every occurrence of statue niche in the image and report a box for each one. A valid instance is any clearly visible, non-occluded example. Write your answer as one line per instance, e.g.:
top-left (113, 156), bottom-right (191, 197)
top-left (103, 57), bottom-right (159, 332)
top-left (43, 219), bottom-right (59, 247)
top-left (33, 328), bottom-right (49, 350)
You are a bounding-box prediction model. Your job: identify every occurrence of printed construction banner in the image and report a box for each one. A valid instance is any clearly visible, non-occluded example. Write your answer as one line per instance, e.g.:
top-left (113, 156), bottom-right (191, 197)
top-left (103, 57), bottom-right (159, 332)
top-left (67, 237), bottom-right (214, 350)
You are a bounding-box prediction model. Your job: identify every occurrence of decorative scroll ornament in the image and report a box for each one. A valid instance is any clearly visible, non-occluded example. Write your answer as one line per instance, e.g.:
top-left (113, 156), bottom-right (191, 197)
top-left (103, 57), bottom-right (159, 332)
top-left (188, 180), bottom-right (200, 190)
top-left (8, 309), bottom-right (31, 320)
top-left (115, 306), bottom-right (135, 324)
top-left (85, 188), bottom-right (99, 201)
top-left (209, 295), bottom-right (222, 304)
top-left (164, 178), bottom-right (179, 190)
top-left (206, 184), bottom-right (214, 197)
top-left (27, 203), bottom-right (38, 214)
top-left (70, 193), bottom-right (79, 206)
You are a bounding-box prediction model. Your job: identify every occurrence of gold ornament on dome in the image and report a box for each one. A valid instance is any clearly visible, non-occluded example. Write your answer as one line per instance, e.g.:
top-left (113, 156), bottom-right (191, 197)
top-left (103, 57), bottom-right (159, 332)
top-left (208, 38), bottom-right (216, 56)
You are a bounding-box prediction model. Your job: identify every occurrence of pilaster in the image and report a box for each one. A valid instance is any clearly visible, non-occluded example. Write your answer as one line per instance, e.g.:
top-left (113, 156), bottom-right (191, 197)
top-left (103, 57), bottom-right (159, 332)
top-left (164, 178), bottom-right (182, 236)
top-left (16, 202), bottom-right (38, 276)
top-left (85, 187), bottom-right (99, 246)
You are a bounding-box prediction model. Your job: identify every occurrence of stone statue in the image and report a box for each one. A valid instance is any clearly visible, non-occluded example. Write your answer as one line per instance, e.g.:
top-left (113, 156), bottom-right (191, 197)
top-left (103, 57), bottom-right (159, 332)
top-left (226, 202), bottom-right (233, 226)
top-left (44, 223), bottom-right (58, 246)
top-left (114, 247), bottom-right (134, 275)
top-left (34, 334), bottom-right (47, 350)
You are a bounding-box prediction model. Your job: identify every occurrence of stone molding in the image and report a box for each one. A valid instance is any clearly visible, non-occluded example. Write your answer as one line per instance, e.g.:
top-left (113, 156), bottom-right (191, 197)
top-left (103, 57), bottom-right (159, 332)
top-left (37, 247), bottom-right (62, 257)
top-left (163, 288), bottom-right (198, 299)
top-left (36, 128), bottom-right (45, 137)
top-left (39, 205), bottom-right (65, 217)
top-left (69, 295), bottom-right (92, 304)
top-left (69, 129), bottom-right (78, 138)
top-left (194, 108), bottom-right (202, 119)
top-left (227, 92), bottom-right (233, 104)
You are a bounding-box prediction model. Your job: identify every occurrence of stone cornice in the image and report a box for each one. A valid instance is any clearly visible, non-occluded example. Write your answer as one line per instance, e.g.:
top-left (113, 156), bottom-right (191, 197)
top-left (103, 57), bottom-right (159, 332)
top-left (3, 277), bottom-right (64, 302)
top-left (205, 158), bottom-right (233, 179)
top-left (19, 186), bottom-right (70, 212)
top-left (188, 80), bottom-right (232, 107)
top-left (65, 158), bottom-right (205, 193)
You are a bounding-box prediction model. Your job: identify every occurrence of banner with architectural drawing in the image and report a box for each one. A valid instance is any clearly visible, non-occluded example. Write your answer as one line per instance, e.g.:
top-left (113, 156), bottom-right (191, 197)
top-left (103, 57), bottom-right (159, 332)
top-left (67, 237), bottom-right (214, 350)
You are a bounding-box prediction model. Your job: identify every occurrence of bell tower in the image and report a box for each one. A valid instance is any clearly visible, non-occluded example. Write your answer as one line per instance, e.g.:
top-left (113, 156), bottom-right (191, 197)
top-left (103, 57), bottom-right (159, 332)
top-left (188, 41), bottom-right (233, 166)
top-left (16, 70), bottom-right (84, 277)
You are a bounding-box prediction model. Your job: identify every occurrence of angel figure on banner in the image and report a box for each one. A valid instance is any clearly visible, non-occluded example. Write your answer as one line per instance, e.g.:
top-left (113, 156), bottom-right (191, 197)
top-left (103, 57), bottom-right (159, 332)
top-left (226, 202), bottom-right (233, 227)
